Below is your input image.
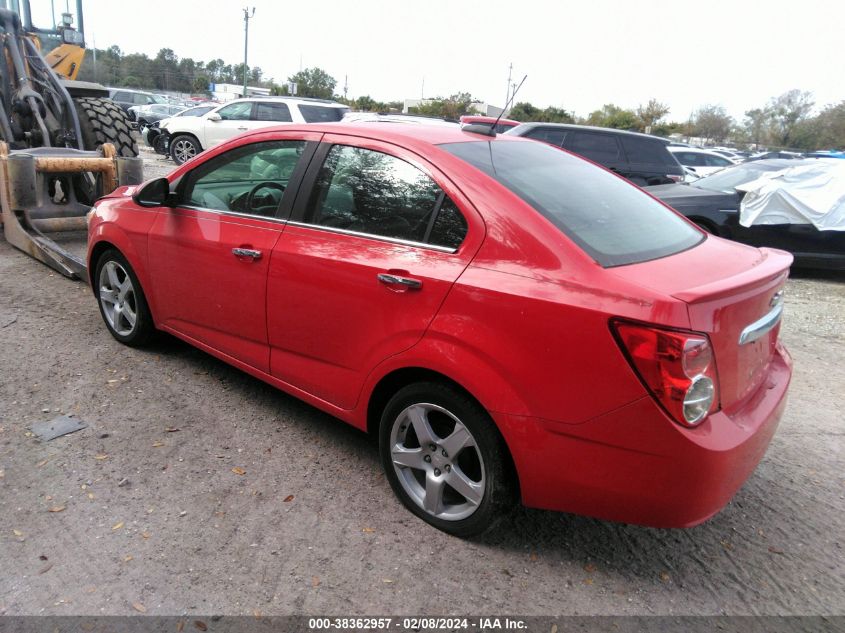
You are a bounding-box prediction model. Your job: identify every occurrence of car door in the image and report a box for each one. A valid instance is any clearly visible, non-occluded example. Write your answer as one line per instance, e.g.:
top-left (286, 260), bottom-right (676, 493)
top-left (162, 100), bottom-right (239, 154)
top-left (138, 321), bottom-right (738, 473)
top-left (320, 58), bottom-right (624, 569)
top-left (266, 135), bottom-right (483, 409)
top-left (146, 133), bottom-right (320, 371)
top-left (203, 102), bottom-right (255, 148)
top-left (564, 131), bottom-right (627, 178)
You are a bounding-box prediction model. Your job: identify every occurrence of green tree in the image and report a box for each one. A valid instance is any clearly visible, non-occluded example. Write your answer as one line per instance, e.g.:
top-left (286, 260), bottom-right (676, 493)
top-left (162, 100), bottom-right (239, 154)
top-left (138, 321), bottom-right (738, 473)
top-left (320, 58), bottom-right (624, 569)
top-left (411, 93), bottom-right (476, 119)
top-left (287, 67), bottom-right (337, 99)
top-left (693, 105), bottom-right (733, 143)
top-left (636, 99), bottom-right (670, 132)
top-left (766, 89), bottom-right (814, 148)
top-left (586, 104), bottom-right (639, 130)
top-left (743, 108), bottom-right (768, 149)
top-left (506, 102), bottom-right (574, 123)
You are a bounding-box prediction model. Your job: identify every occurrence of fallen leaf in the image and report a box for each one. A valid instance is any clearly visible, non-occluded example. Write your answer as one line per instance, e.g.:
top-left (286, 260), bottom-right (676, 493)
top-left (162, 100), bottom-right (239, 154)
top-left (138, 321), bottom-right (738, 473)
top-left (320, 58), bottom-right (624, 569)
top-left (45, 495), bottom-right (53, 501)
top-left (721, 540), bottom-right (734, 551)
top-left (132, 602), bottom-right (146, 613)
top-left (141, 532), bottom-right (151, 539)
top-left (283, 495), bottom-right (294, 503)
top-left (0, 469), bottom-right (4, 478)
top-left (362, 527), bottom-right (375, 533)
top-left (124, 555), bottom-right (133, 562)
top-left (193, 621), bottom-right (207, 631)
top-left (36, 459), bottom-right (49, 467)
top-left (312, 576), bottom-right (320, 587)
top-left (529, 552), bottom-right (538, 562)
top-left (253, 610), bottom-right (262, 619)
top-left (768, 546), bottom-right (785, 555)
top-left (106, 379), bottom-right (119, 384)
top-left (94, 454), bottom-right (109, 461)
top-left (382, 578), bottom-right (393, 584)
top-left (659, 571), bottom-right (670, 583)
top-left (165, 428), bottom-right (181, 433)
top-left (584, 563), bottom-right (597, 573)
top-left (13, 529), bottom-right (23, 537)
top-left (112, 522), bottom-right (124, 531)
top-left (231, 467), bottom-right (246, 476)
top-left (87, 493), bottom-right (95, 500)
top-left (38, 563), bottom-right (53, 574)
top-left (177, 622), bottom-right (185, 632)
top-left (584, 578), bottom-right (594, 585)
top-left (48, 505), bottom-right (66, 513)
top-left (152, 441), bottom-right (165, 448)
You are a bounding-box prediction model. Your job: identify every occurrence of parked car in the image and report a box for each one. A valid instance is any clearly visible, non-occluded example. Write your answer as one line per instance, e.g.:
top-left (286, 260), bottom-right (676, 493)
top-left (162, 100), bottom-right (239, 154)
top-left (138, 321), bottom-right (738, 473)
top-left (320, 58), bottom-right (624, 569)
top-left (108, 88), bottom-right (168, 119)
top-left (129, 104), bottom-right (187, 130)
top-left (669, 146), bottom-right (737, 178)
top-left (708, 148), bottom-right (745, 162)
top-left (342, 112), bottom-right (458, 126)
top-left (505, 123), bottom-right (685, 185)
top-left (459, 115), bottom-right (521, 134)
top-left (646, 159), bottom-right (845, 268)
top-left (747, 151), bottom-right (803, 161)
top-left (159, 97), bottom-right (350, 164)
top-left (87, 123), bottom-right (793, 536)
top-left (142, 104), bottom-right (217, 154)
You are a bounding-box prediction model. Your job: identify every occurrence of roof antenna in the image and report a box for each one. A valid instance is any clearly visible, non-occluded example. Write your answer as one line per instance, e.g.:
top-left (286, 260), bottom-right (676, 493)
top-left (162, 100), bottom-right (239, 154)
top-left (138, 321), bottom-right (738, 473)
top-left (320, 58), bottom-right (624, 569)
top-left (464, 74), bottom-right (527, 138)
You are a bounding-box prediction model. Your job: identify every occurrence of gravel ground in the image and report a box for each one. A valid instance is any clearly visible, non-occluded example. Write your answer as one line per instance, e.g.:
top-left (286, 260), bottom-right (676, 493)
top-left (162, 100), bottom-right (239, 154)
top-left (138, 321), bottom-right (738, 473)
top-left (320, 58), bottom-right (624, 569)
top-left (0, 151), bottom-right (843, 617)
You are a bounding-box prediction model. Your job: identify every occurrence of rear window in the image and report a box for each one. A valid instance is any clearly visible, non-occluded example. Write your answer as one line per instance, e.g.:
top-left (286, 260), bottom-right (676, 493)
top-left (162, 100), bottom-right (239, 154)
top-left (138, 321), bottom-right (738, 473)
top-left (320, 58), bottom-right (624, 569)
top-left (440, 140), bottom-right (702, 267)
top-left (620, 136), bottom-right (678, 167)
top-left (299, 105), bottom-right (349, 123)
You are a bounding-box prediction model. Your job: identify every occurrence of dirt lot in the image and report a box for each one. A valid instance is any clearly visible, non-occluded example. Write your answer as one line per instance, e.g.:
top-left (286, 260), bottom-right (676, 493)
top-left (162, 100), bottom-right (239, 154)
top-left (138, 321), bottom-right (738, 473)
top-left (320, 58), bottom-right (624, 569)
top-left (0, 151), bottom-right (843, 617)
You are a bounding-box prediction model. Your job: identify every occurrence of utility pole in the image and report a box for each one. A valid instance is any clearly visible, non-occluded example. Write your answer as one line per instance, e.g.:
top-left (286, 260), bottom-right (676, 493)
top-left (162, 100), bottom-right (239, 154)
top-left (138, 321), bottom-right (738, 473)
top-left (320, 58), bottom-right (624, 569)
top-left (343, 75), bottom-right (348, 100)
top-left (242, 7), bottom-right (255, 98)
top-left (504, 63), bottom-right (513, 115)
top-left (421, 77), bottom-right (425, 100)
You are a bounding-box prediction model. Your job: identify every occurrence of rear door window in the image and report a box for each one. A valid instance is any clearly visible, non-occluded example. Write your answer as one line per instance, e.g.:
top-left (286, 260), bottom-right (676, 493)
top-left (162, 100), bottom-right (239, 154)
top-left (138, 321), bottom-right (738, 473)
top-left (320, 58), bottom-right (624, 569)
top-left (303, 145), bottom-right (467, 249)
top-left (255, 102), bottom-right (293, 122)
top-left (441, 140), bottom-right (702, 267)
top-left (525, 127), bottom-right (567, 147)
top-left (620, 136), bottom-right (677, 167)
top-left (566, 132), bottom-right (623, 164)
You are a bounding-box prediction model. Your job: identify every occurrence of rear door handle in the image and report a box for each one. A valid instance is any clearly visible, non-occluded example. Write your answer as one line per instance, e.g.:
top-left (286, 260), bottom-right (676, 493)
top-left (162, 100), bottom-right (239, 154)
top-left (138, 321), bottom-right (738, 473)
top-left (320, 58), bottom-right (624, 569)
top-left (377, 273), bottom-right (423, 290)
top-left (237, 126), bottom-right (248, 131)
top-left (232, 247), bottom-right (262, 260)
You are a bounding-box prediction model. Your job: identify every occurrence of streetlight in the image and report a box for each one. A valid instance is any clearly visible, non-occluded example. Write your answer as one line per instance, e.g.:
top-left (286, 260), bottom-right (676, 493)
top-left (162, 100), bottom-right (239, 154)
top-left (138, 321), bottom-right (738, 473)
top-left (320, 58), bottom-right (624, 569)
top-left (243, 7), bottom-right (255, 97)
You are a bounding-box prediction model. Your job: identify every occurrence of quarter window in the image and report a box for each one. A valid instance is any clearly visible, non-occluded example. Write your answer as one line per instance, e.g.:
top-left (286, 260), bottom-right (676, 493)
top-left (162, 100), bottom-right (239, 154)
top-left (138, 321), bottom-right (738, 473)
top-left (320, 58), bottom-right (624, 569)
top-left (299, 105), bottom-right (349, 123)
top-left (304, 145), bottom-right (467, 248)
top-left (526, 127), bottom-right (567, 147)
top-left (182, 141), bottom-right (307, 216)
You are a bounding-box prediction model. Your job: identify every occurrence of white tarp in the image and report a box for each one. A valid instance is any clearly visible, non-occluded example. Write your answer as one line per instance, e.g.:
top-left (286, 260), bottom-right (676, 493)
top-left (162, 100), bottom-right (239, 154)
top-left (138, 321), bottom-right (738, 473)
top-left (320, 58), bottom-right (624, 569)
top-left (737, 161), bottom-right (845, 231)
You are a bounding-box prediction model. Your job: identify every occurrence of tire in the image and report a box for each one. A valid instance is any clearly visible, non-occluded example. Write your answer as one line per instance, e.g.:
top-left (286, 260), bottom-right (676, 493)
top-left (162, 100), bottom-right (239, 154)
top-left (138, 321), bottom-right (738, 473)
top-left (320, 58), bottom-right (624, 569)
top-left (73, 97), bottom-right (138, 157)
top-left (152, 133), bottom-right (168, 155)
top-left (94, 249), bottom-right (155, 347)
top-left (169, 134), bottom-right (201, 165)
top-left (137, 119), bottom-right (148, 132)
top-left (379, 381), bottom-right (513, 537)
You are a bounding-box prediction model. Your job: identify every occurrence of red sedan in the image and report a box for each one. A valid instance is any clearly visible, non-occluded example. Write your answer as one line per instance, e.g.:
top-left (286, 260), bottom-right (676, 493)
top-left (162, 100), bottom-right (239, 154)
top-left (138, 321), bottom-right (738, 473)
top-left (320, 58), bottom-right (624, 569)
top-left (87, 123), bottom-right (793, 536)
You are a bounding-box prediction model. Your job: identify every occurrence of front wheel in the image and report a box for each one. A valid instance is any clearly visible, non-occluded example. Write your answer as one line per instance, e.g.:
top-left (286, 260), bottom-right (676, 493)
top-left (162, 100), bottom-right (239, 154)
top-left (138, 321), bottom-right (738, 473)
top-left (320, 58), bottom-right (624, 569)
top-left (94, 249), bottom-right (155, 346)
top-left (379, 382), bottom-right (513, 537)
top-left (170, 135), bottom-right (201, 165)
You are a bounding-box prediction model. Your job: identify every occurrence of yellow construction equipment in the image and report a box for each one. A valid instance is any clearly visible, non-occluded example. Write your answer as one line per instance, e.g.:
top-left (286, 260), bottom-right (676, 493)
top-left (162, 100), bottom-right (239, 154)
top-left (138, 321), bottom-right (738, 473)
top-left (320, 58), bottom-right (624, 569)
top-left (0, 0), bottom-right (143, 278)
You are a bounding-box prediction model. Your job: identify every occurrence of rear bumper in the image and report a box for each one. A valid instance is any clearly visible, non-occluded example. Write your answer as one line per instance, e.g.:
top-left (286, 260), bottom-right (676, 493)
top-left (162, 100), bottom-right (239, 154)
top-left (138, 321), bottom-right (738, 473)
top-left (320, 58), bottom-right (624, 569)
top-left (497, 342), bottom-right (792, 527)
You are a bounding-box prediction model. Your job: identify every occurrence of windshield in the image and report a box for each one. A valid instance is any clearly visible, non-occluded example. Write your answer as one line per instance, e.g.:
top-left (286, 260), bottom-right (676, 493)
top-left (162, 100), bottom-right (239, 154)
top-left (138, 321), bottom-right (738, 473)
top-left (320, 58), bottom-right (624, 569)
top-left (178, 106), bottom-right (214, 117)
top-left (150, 94), bottom-right (168, 104)
top-left (440, 140), bottom-right (702, 268)
top-left (692, 165), bottom-right (781, 194)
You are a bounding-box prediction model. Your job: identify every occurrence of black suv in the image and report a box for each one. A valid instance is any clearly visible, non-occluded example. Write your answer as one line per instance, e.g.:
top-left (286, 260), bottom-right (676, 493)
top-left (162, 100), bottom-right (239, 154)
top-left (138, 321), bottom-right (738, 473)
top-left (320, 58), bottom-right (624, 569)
top-left (504, 123), bottom-right (684, 186)
top-left (107, 88), bottom-right (168, 119)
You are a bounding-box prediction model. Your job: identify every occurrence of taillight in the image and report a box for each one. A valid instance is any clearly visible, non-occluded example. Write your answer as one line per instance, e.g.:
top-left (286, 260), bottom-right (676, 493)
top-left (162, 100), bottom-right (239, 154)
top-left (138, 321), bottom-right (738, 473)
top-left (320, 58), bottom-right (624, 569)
top-left (612, 321), bottom-right (720, 427)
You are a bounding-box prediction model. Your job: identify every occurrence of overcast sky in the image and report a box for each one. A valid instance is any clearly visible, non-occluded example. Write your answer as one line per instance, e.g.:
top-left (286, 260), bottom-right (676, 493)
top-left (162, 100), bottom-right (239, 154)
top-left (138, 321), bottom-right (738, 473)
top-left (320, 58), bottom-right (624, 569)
top-left (52, 0), bottom-right (845, 121)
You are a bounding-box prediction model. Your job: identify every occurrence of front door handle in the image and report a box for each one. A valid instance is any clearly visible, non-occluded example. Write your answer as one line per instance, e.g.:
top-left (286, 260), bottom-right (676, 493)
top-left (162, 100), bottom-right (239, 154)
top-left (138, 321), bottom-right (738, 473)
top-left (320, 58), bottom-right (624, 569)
top-left (232, 247), bottom-right (262, 260)
top-left (377, 273), bottom-right (422, 290)
top-left (237, 126), bottom-right (248, 131)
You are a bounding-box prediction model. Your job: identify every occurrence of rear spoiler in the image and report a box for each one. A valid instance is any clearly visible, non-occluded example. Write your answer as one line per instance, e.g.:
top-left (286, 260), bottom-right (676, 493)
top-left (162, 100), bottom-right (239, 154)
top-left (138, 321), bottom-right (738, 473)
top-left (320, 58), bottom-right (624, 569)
top-left (671, 248), bottom-right (793, 304)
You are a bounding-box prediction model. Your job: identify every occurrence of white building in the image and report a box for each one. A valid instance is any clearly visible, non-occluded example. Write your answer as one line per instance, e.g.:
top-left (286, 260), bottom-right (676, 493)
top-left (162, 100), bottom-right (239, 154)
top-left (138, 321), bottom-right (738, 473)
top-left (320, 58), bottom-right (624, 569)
top-left (209, 83), bottom-right (271, 102)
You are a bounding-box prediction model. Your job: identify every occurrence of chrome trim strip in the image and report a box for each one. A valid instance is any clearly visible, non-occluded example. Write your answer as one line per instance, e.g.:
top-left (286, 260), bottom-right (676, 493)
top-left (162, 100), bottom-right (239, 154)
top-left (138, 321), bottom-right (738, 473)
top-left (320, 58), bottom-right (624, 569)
top-left (738, 298), bottom-right (784, 345)
top-left (285, 221), bottom-right (458, 254)
top-left (179, 205), bottom-right (289, 225)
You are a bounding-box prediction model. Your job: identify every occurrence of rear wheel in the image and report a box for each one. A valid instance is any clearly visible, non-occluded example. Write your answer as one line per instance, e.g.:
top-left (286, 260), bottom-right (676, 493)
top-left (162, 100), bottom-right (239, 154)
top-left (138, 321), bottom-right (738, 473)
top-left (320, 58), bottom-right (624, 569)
top-left (73, 97), bottom-right (138, 157)
top-left (379, 382), bottom-right (513, 537)
top-left (170, 135), bottom-right (201, 165)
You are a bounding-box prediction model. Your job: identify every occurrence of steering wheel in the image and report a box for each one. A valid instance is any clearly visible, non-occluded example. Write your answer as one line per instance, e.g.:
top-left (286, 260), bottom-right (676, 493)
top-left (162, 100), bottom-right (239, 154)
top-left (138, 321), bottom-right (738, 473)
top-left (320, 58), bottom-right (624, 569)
top-left (245, 182), bottom-right (286, 212)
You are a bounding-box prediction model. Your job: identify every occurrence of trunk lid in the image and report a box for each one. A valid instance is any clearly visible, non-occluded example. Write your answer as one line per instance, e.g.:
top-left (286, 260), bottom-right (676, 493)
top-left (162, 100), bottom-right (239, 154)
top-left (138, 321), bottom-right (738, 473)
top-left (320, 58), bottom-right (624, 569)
top-left (611, 236), bottom-right (792, 413)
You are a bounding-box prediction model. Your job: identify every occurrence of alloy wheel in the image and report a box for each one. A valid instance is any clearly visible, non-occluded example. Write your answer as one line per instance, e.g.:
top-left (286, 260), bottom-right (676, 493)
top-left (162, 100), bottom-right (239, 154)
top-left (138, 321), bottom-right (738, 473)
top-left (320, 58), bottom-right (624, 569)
top-left (98, 260), bottom-right (138, 337)
top-left (389, 403), bottom-right (486, 521)
top-left (172, 139), bottom-right (196, 163)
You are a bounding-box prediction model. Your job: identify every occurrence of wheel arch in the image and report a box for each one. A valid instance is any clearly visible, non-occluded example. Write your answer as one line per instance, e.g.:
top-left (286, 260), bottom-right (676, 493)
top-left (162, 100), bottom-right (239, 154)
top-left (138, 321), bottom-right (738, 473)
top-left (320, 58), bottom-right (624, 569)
top-left (365, 365), bottom-right (521, 500)
top-left (87, 231), bottom-right (158, 321)
top-left (170, 132), bottom-right (203, 151)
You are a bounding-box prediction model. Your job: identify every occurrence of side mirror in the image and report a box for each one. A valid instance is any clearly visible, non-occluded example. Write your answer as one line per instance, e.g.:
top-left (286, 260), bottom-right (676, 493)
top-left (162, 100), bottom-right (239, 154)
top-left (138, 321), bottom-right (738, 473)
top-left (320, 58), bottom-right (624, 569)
top-left (207, 112), bottom-right (222, 122)
top-left (133, 177), bottom-right (175, 207)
